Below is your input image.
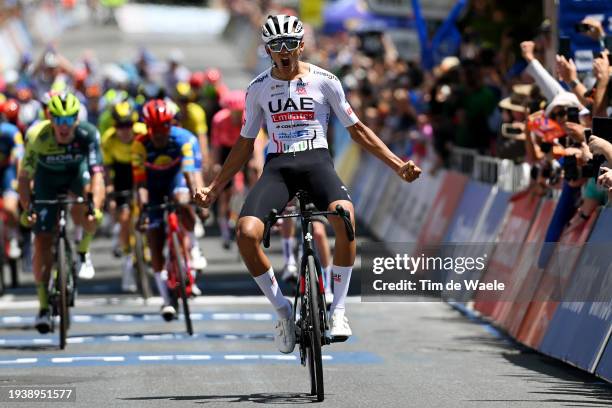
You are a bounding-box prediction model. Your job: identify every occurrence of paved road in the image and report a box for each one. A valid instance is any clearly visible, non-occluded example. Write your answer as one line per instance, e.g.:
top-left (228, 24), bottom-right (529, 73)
top-left (1, 13), bottom-right (612, 408)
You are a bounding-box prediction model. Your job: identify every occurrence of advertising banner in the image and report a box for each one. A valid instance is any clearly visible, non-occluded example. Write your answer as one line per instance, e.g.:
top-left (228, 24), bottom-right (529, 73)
top-left (391, 165), bottom-right (444, 243)
top-left (516, 209), bottom-right (597, 349)
top-left (596, 338), bottom-right (612, 382)
top-left (539, 208), bottom-right (612, 370)
top-left (415, 171), bottom-right (468, 251)
top-left (336, 143), bottom-right (362, 188)
top-left (443, 188), bottom-right (511, 303)
top-left (473, 193), bottom-right (541, 318)
top-left (494, 200), bottom-right (557, 333)
top-left (362, 160), bottom-right (392, 227)
top-left (350, 154), bottom-right (374, 210)
top-left (443, 181), bottom-right (492, 243)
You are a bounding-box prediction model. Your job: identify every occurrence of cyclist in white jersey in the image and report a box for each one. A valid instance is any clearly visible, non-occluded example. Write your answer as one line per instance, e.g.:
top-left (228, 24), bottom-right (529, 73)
top-left (195, 14), bottom-right (421, 354)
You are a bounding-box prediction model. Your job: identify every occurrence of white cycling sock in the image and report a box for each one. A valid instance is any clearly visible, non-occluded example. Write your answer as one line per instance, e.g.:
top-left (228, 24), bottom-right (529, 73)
top-left (324, 264), bottom-right (332, 291)
top-left (154, 270), bottom-right (171, 306)
top-left (330, 265), bottom-right (352, 315)
top-left (188, 232), bottom-right (197, 249)
top-left (218, 217), bottom-right (231, 242)
top-left (282, 238), bottom-right (296, 265)
top-left (254, 267), bottom-right (291, 319)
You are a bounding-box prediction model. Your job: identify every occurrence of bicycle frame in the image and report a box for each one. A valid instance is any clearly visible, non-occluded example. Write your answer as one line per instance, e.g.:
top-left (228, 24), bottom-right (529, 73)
top-left (164, 208), bottom-right (193, 297)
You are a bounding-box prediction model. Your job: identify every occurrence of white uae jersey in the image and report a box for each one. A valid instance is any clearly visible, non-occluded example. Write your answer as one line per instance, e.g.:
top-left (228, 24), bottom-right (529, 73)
top-left (240, 64), bottom-right (359, 154)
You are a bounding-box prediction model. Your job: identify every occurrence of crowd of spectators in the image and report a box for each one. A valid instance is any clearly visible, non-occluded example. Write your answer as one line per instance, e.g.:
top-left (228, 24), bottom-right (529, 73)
top-left (224, 0), bottom-right (612, 242)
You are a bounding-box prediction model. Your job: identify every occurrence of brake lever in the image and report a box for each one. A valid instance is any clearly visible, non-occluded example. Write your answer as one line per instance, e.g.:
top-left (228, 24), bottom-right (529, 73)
top-left (263, 209), bottom-right (278, 248)
top-left (335, 204), bottom-right (355, 242)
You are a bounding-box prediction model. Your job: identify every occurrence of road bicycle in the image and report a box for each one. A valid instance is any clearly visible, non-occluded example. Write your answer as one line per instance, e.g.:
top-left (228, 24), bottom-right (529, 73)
top-left (32, 193), bottom-right (93, 349)
top-left (263, 190), bottom-right (354, 402)
top-left (141, 200), bottom-right (195, 335)
top-left (109, 190), bottom-right (153, 299)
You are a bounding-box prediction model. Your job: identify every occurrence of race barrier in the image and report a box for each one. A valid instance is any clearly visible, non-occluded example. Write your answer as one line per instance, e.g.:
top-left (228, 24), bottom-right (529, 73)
top-left (337, 146), bottom-right (612, 383)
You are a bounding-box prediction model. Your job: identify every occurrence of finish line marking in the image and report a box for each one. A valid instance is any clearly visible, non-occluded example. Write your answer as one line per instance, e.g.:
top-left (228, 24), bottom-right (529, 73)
top-left (0, 296), bottom-right (362, 310)
top-left (0, 312), bottom-right (275, 327)
top-left (0, 352), bottom-right (381, 368)
top-left (0, 332), bottom-right (272, 346)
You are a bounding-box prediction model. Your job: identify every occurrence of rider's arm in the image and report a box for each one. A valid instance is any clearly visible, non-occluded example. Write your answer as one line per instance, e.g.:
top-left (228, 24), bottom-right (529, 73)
top-left (17, 170), bottom-right (32, 211)
top-left (131, 137), bottom-right (148, 207)
top-left (10, 130), bottom-right (24, 174)
top-left (17, 138), bottom-right (36, 210)
top-left (193, 104), bottom-right (210, 172)
top-left (347, 122), bottom-right (404, 172)
top-left (100, 129), bottom-right (115, 194)
top-left (87, 127), bottom-right (106, 210)
top-left (208, 137), bottom-right (255, 194)
top-left (323, 74), bottom-right (405, 172)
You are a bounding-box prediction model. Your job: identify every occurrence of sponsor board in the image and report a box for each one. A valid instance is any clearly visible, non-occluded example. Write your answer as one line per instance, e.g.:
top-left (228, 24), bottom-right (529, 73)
top-left (473, 193), bottom-right (541, 318)
top-left (392, 164), bottom-right (444, 243)
top-left (596, 337), bottom-right (612, 382)
top-left (516, 209), bottom-right (597, 349)
top-left (539, 208), bottom-right (612, 371)
top-left (495, 200), bottom-right (556, 333)
top-left (444, 188), bottom-right (512, 303)
top-left (336, 142), bottom-right (362, 187)
top-left (415, 171), bottom-right (468, 252)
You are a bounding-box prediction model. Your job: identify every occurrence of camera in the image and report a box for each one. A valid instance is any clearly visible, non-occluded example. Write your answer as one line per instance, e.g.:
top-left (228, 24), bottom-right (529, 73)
top-left (563, 154), bottom-right (605, 181)
top-left (575, 23), bottom-right (591, 33)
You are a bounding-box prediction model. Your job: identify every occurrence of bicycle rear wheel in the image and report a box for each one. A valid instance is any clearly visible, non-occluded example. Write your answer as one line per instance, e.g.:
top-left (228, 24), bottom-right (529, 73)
top-left (134, 232), bottom-right (152, 299)
top-left (171, 233), bottom-right (193, 336)
top-left (57, 238), bottom-right (69, 350)
top-left (306, 255), bottom-right (324, 401)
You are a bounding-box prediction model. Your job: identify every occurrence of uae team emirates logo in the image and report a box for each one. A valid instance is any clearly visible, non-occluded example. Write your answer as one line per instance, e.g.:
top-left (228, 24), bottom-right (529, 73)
top-left (269, 97), bottom-right (315, 122)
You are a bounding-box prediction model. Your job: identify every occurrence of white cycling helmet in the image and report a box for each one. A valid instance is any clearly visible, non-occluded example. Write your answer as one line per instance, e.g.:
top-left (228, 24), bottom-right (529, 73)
top-left (261, 14), bottom-right (304, 44)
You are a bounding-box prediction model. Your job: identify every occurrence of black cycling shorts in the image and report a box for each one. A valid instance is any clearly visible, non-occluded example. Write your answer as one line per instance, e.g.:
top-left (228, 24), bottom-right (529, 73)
top-left (111, 162), bottom-right (133, 207)
top-left (239, 148), bottom-right (351, 222)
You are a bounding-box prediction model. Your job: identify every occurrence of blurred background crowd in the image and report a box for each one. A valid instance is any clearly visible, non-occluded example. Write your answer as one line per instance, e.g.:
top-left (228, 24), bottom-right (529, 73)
top-left (225, 0), bottom-right (612, 244)
top-left (1, 0), bottom-right (612, 245)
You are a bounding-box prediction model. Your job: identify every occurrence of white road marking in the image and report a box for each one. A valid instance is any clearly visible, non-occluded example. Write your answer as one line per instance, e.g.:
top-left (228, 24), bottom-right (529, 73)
top-left (108, 335), bottom-right (130, 342)
top-left (175, 355), bottom-right (211, 361)
top-left (224, 354), bottom-right (260, 360)
top-left (52, 356), bottom-right (125, 363)
top-left (138, 355), bottom-right (174, 361)
top-left (0, 296), bottom-right (362, 310)
top-left (0, 358), bottom-right (37, 364)
top-left (261, 355), bottom-right (297, 360)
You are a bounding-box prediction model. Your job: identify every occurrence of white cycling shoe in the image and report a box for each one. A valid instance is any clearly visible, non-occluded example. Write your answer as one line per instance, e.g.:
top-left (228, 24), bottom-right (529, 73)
top-left (161, 304), bottom-right (176, 322)
top-left (281, 263), bottom-right (298, 282)
top-left (330, 310), bottom-right (352, 339)
top-left (77, 253), bottom-right (95, 280)
top-left (190, 246), bottom-right (207, 270)
top-left (274, 317), bottom-right (297, 354)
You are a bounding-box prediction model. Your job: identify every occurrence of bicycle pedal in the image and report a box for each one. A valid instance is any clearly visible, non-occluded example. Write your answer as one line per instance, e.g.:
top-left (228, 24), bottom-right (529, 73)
top-left (330, 335), bottom-right (348, 343)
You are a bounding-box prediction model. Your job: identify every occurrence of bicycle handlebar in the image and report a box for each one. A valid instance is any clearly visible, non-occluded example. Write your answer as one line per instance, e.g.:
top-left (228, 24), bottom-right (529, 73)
top-left (262, 205), bottom-right (355, 249)
top-left (31, 193), bottom-right (95, 216)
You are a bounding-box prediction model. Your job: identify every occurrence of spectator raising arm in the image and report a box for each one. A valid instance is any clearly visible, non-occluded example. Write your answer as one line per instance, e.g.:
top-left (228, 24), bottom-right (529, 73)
top-left (522, 41), bottom-right (565, 101)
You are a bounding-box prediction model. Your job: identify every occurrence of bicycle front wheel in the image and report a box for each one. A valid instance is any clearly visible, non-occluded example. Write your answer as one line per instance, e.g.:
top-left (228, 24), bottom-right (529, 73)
top-left (171, 233), bottom-right (193, 336)
top-left (306, 255), bottom-right (324, 401)
top-left (57, 238), bottom-right (69, 350)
